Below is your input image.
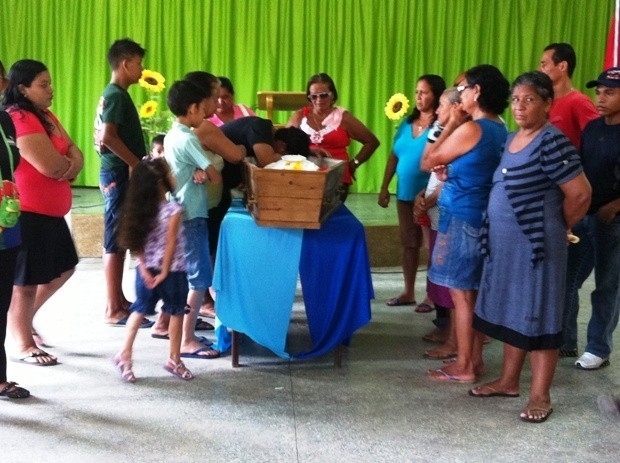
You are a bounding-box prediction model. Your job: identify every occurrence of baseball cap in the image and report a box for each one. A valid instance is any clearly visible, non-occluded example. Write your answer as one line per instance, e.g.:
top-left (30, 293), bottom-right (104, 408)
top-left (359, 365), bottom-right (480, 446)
top-left (586, 67), bottom-right (620, 88)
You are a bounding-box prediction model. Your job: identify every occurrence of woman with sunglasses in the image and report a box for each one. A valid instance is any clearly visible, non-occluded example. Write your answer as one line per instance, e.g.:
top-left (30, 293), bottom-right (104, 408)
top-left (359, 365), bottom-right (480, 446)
top-left (421, 64), bottom-right (510, 384)
top-left (287, 73), bottom-right (379, 201)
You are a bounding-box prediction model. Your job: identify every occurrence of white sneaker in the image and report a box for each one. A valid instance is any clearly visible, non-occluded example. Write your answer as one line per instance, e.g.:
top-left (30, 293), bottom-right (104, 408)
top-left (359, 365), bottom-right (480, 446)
top-left (574, 352), bottom-right (610, 370)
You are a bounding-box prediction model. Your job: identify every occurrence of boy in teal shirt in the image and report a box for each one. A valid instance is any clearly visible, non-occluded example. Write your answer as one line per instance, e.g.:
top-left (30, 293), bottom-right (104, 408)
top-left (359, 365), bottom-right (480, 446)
top-left (164, 80), bottom-right (222, 359)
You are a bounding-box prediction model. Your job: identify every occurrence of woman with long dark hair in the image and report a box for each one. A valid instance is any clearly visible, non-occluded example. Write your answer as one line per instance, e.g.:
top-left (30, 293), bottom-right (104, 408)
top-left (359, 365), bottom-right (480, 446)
top-left (2, 59), bottom-right (83, 366)
top-left (378, 74), bottom-right (446, 308)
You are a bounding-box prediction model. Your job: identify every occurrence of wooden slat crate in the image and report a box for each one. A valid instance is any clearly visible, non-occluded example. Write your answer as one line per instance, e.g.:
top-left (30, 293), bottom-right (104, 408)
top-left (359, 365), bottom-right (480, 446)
top-left (244, 158), bottom-right (345, 229)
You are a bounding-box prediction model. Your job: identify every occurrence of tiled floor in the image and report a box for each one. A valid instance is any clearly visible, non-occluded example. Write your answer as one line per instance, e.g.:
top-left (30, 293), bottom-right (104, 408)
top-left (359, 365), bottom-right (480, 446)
top-left (2, 189), bottom-right (618, 462)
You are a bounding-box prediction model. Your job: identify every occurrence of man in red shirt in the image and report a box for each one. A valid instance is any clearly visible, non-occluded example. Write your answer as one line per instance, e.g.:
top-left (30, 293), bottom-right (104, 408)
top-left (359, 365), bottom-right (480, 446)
top-left (540, 43), bottom-right (599, 149)
top-left (539, 42), bottom-right (599, 359)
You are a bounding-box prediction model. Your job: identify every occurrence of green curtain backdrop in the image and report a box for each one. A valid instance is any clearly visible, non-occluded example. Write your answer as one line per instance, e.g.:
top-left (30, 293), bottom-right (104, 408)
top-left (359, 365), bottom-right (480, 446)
top-left (0, 0), bottom-right (614, 192)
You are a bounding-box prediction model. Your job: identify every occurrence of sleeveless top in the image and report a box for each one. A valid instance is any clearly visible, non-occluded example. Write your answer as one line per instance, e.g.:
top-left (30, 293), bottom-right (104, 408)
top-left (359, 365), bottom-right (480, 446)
top-left (437, 118), bottom-right (508, 232)
top-left (300, 106), bottom-right (353, 183)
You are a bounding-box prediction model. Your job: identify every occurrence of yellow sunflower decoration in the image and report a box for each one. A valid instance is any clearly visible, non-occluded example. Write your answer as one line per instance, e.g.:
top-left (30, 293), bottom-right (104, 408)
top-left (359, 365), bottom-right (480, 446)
top-left (384, 93), bottom-right (410, 121)
top-left (136, 69), bottom-right (172, 150)
top-left (139, 69), bottom-right (166, 92)
top-left (139, 100), bottom-right (158, 118)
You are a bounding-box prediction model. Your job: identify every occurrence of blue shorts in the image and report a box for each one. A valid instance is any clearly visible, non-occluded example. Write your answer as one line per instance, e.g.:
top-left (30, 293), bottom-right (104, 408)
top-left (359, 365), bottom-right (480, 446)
top-left (428, 217), bottom-right (483, 290)
top-left (99, 166), bottom-right (129, 253)
top-left (130, 268), bottom-right (189, 316)
top-left (183, 218), bottom-right (212, 291)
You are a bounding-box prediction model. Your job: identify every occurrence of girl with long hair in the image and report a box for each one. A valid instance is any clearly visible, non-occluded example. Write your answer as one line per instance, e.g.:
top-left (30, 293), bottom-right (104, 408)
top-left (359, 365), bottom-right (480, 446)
top-left (114, 158), bottom-right (193, 382)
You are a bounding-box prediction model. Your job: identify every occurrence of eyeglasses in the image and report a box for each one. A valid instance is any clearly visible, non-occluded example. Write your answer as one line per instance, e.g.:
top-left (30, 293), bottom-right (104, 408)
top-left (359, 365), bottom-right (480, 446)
top-left (308, 92), bottom-right (332, 101)
top-left (457, 84), bottom-right (474, 93)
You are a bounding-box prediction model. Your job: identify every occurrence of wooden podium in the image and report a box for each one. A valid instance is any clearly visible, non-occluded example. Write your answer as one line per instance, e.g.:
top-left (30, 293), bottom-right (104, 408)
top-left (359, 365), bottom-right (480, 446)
top-left (257, 91), bottom-right (309, 120)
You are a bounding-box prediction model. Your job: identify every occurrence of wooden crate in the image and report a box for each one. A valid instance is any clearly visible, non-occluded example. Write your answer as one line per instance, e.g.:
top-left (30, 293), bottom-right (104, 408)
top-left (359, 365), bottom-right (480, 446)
top-left (244, 158), bottom-right (345, 229)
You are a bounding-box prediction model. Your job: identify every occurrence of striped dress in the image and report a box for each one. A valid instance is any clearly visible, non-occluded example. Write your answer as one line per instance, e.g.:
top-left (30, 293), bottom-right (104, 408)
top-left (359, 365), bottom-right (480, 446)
top-left (473, 123), bottom-right (583, 350)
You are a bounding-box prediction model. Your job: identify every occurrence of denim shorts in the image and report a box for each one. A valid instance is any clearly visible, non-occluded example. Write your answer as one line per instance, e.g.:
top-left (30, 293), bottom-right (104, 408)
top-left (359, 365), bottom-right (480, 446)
top-left (428, 217), bottom-right (483, 290)
top-left (183, 217), bottom-right (212, 291)
top-left (99, 166), bottom-right (129, 253)
top-left (130, 268), bottom-right (189, 316)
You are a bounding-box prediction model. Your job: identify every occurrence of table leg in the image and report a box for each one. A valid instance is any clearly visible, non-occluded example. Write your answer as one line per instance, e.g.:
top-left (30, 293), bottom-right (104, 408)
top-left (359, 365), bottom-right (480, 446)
top-left (232, 330), bottom-right (240, 368)
top-left (334, 344), bottom-right (343, 368)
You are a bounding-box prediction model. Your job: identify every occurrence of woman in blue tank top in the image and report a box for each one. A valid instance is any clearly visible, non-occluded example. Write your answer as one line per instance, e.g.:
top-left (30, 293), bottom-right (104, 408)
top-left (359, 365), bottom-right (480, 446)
top-left (421, 64), bottom-right (510, 384)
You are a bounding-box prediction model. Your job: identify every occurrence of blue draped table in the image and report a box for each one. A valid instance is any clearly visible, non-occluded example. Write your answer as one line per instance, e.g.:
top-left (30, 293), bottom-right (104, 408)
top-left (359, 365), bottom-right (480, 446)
top-left (212, 199), bottom-right (374, 365)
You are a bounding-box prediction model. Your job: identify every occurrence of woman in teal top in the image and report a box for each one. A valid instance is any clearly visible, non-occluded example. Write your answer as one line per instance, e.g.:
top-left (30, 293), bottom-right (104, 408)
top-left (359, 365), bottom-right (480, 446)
top-left (379, 74), bottom-right (445, 307)
top-left (421, 65), bottom-right (510, 384)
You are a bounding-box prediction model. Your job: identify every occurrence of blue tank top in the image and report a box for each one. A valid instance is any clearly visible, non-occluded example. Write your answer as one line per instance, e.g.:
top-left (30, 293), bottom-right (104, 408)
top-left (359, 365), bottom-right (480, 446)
top-left (437, 119), bottom-right (508, 232)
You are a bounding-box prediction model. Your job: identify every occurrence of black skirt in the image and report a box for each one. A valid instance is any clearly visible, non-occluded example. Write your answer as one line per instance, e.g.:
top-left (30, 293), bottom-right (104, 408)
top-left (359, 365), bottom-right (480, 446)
top-left (14, 211), bottom-right (79, 286)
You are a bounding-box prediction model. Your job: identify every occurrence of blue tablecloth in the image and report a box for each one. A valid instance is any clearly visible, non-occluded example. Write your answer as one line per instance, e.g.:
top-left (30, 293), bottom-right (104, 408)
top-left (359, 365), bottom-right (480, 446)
top-left (212, 200), bottom-right (373, 359)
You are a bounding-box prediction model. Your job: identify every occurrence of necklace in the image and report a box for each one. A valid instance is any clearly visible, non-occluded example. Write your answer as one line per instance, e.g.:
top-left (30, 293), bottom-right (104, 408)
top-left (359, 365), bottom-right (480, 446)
top-left (306, 109), bottom-right (335, 144)
top-left (311, 109), bottom-right (332, 129)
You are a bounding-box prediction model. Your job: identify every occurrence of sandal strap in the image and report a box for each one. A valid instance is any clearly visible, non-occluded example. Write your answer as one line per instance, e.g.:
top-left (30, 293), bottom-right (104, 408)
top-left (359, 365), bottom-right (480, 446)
top-left (0, 381), bottom-right (17, 394)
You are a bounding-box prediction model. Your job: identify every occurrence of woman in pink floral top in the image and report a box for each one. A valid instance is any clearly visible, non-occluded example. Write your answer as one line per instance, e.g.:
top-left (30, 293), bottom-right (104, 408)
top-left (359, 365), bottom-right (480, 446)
top-left (287, 73), bottom-right (379, 200)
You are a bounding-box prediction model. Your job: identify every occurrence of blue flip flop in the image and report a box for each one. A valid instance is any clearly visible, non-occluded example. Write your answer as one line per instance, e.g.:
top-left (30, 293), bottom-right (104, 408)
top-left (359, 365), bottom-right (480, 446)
top-left (180, 346), bottom-right (220, 359)
top-left (108, 316), bottom-right (155, 329)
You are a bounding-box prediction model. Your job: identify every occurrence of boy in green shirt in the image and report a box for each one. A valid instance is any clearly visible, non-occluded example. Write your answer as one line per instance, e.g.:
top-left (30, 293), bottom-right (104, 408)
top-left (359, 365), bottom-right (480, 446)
top-left (94, 38), bottom-right (152, 328)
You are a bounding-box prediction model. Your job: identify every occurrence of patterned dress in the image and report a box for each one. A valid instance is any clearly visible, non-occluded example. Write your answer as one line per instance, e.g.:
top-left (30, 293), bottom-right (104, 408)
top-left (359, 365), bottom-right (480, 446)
top-left (473, 124), bottom-right (583, 350)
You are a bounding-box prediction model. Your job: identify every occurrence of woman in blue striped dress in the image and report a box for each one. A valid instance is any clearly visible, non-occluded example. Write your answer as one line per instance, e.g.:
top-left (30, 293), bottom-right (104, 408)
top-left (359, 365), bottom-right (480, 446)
top-left (470, 71), bottom-right (591, 423)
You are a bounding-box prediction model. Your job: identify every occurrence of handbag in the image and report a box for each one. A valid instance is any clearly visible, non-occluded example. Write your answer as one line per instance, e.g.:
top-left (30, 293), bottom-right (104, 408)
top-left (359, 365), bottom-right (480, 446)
top-left (0, 122), bottom-right (20, 231)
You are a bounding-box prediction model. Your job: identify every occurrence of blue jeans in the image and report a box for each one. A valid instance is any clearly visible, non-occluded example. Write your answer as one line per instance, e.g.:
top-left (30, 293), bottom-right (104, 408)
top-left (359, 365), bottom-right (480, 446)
top-left (561, 219), bottom-right (595, 351)
top-left (583, 213), bottom-right (620, 359)
top-left (99, 166), bottom-right (129, 253)
top-left (183, 218), bottom-right (212, 291)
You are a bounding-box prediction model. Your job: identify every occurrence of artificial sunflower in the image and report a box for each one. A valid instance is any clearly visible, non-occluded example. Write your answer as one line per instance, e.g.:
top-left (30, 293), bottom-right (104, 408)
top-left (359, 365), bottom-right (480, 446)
top-left (139, 100), bottom-right (158, 118)
top-left (139, 69), bottom-right (166, 92)
top-left (384, 93), bottom-right (410, 121)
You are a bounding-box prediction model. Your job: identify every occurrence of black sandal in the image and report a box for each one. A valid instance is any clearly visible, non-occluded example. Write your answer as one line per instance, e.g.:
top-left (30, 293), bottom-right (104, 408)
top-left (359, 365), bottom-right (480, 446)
top-left (0, 381), bottom-right (30, 399)
top-left (195, 318), bottom-right (214, 331)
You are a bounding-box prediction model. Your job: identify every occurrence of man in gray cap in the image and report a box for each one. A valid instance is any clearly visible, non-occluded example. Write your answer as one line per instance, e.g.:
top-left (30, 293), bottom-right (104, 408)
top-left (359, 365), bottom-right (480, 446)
top-left (573, 67), bottom-right (620, 370)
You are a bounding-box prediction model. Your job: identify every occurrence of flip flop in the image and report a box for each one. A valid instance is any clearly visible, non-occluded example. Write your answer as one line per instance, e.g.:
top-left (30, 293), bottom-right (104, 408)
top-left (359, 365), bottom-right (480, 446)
top-left (427, 368), bottom-right (476, 383)
top-left (14, 350), bottom-right (58, 367)
top-left (424, 348), bottom-right (457, 360)
top-left (180, 346), bottom-right (220, 359)
top-left (386, 297), bottom-right (416, 307)
top-left (0, 381), bottom-right (30, 399)
top-left (195, 318), bottom-right (214, 331)
top-left (151, 333), bottom-right (169, 340)
top-left (199, 306), bottom-right (216, 318)
top-left (468, 385), bottom-right (520, 398)
top-left (520, 407), bottom-right (553, 423)
top-left (415, 302), bottom-right (435, 313)
top-left (422, 329), bottom-right (448, 344)
top-left (196, 336), bottom-right (213, 346)
top-left (108, 316), bottom-right (154, 329)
